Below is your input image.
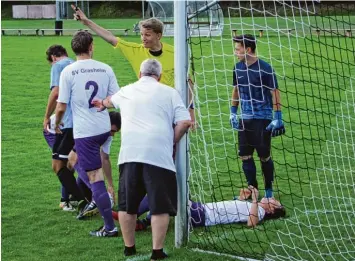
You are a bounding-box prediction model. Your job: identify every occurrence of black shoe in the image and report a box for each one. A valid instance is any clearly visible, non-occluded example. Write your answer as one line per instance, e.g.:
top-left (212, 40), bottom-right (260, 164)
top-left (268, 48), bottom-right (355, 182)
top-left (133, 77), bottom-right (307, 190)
top-left (151, 249), bottom-right (168, 260)
top-left (89, 226), bottom-right (118, 237)
top-left (77, 201), bottom-right (99, 220)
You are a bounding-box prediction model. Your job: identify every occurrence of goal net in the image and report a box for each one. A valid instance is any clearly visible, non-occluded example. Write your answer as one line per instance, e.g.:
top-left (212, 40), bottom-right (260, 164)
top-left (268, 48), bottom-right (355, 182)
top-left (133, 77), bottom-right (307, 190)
top-left (186, 1), bottom-right (355, 260)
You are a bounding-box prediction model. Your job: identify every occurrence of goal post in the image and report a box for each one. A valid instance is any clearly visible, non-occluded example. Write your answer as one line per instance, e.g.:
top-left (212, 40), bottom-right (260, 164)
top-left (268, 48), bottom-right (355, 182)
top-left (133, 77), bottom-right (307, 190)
top-left (174, 0), bottom-right (189, 248)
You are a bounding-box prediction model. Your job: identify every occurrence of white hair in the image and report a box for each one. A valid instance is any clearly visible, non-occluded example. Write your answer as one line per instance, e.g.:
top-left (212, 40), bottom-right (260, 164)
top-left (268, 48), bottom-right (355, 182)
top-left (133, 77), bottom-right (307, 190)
top-left (140, 59), bottom-right (162, 78)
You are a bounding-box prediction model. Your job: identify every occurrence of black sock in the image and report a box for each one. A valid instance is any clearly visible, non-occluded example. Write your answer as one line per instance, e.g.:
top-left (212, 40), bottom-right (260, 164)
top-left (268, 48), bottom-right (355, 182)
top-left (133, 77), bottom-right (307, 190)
top-left (242, 158), bottom-right (258, 189)
top-left (151, 249), bottom-right (168, 260)
top-left (261, 158), bottom-right (274, 191)
top-left (77, 177), bottom-right (92, 201)
top-left (124, 245), bottom-right (136, 256)
top-left (57, 167), bottom-right (85, 202)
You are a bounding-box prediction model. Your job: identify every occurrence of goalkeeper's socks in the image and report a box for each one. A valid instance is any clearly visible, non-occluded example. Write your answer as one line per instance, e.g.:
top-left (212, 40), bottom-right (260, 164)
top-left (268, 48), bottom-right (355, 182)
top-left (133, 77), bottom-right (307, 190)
top-left (242, 158), bottom-right (257, 188)
top-left (57, 167), bottom-right (85, 201)
top-left (265, 189), bottom-right (273, 198)
top-left (261, 158), bottom-right (274, 195)
top-left (151, 249), bottom-right (168, 260)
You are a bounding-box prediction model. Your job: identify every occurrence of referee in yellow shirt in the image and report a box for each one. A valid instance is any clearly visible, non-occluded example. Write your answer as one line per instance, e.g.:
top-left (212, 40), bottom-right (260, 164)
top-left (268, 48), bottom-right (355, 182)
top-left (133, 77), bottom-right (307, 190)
top-left (72, 5), bottom-right (196, 128)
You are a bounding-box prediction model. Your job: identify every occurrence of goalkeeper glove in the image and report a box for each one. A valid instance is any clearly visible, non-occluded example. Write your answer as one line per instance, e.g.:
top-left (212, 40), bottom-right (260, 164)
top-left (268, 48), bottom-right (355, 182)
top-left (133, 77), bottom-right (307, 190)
top-left (266, 111), bottom-right (285, 137)
top-left (230, 106), bottom-right (240, 130)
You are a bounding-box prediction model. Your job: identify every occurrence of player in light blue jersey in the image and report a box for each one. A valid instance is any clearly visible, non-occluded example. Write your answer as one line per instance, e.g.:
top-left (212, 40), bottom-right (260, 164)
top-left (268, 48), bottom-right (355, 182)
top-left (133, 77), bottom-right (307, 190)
top-left (55, 31), bottom-right (120, 237)
top-left (43, 45), bottom-right (88, 210)
top-left (230, 35), bottom-right (285, 198)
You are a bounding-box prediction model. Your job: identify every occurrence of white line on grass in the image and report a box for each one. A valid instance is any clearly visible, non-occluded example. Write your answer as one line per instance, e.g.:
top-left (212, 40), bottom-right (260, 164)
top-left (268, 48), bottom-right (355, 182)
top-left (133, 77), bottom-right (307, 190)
top-left (192, 248), bottom-right (262, 261)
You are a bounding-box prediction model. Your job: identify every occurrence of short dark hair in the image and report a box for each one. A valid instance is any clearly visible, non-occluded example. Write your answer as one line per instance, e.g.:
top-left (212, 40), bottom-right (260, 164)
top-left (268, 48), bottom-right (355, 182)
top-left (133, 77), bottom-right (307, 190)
top-left (46, 45), bottom-right (68, 62)
top-left (71, 31), bottom-right (93, 55)
top-left (264, 205), bottom-right (286, 221)
top-left (139, 18), bottom-right (164, 34)
top-left (109, 111), bottom-right (121, 130)
top-left (233, 34), bottom-right (257, 53)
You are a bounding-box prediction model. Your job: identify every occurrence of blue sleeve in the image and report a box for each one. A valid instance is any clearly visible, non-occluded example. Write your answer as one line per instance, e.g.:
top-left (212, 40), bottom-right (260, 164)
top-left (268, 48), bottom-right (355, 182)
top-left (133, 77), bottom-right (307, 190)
top-left (57, 68), bottom-right (71, 104)
top-left (50, 63), bottom-right (62, 90)
top-left (232, 65), bottom-right (237, 87)
top-left (265, 66), bottom-right (278, 90)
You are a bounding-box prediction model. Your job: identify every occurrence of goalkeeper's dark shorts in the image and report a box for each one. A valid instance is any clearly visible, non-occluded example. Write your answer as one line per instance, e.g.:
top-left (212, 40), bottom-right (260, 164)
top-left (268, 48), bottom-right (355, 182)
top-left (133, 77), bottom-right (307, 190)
top-left (118, 162), bottom-right (177, 216)
top-left (238, 119), bottom-right (272, 158)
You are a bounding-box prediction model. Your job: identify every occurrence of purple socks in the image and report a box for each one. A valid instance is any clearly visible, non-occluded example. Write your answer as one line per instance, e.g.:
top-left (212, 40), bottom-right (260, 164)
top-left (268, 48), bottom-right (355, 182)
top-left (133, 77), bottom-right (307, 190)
top-left (91, 181), bottom-right (115, 231)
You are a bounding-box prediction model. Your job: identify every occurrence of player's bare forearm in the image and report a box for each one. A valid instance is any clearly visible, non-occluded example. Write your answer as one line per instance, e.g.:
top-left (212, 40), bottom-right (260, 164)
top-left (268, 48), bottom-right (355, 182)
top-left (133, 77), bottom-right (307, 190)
top-left (44, 87), bottom-right (59, 119)
top-left (86, 20), bottom-right (118, 46)
top-left (272, 89), bottom-right (282, 111)
top-left (231, 87), bottom-right (240, 107)
top-left (174, 120), bottom-right (192, 144)
top-left (55, 103), bottom-right (66, 127)
top-left (247, 202), bottom-right (259, 227)
top-left (101, 151), bottom-right (114, 187)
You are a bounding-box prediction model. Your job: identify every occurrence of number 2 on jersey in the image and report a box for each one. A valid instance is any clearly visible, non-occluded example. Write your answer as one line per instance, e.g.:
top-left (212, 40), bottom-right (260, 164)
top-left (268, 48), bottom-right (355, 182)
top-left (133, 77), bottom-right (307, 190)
top-left (85, 81), bottom-right (98, 108)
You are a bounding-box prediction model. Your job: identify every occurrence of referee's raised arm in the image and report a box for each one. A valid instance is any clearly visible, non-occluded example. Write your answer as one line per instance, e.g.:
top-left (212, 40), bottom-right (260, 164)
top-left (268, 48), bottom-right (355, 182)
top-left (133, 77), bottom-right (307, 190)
top-left (71, 4), bottom-right (118, 46)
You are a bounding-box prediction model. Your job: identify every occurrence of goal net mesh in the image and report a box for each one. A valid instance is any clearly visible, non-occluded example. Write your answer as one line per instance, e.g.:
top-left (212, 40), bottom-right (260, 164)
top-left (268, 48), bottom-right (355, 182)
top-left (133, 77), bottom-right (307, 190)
top-left (186, 1), bottom-right (355, 260)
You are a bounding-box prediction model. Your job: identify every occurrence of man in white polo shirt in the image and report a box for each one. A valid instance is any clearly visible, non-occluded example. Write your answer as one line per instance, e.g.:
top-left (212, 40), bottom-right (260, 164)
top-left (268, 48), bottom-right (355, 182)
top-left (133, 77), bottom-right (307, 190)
top-left (92, 59), bottom-right (192, 260)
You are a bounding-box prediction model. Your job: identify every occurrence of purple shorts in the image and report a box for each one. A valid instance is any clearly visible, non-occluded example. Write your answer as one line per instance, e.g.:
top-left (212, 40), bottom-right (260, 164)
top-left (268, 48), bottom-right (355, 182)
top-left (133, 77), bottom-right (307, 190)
top-left (190, 201), bottom-right (205, 227)
top-left (74, 132), bottom-right (110, 172)
top-left (43, 131), bottom-right (56, 149)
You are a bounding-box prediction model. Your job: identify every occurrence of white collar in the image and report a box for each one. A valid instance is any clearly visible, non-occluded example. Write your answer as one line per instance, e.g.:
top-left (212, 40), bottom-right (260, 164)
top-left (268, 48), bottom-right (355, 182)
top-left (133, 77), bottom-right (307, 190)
top-left (139, 76), bottom-right (158, 82)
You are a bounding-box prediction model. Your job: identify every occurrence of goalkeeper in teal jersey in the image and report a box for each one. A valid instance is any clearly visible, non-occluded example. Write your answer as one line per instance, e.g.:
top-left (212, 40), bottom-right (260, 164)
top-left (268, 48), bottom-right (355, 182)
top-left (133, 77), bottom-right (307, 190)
top-left (230, 34), bottom-right (285, 198)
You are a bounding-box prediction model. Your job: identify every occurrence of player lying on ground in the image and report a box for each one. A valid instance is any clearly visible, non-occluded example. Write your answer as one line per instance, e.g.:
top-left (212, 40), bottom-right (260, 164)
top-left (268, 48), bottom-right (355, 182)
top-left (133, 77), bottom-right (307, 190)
top-left (43, 44), bottom-right (88, 211)
top-left (121, 186), bottom-right (285, 229)
top-left (230, 34), bottom-right (285, 198)
top-left (55, 31), bottom-right (120, 237)
top-left (71, 5), bottom-right (196, 129)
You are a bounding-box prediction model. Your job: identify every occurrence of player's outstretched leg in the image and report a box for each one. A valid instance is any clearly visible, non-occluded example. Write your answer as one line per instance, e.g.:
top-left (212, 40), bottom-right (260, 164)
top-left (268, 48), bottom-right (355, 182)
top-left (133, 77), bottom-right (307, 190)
top-left (260, 156), bottom-right (274, 198)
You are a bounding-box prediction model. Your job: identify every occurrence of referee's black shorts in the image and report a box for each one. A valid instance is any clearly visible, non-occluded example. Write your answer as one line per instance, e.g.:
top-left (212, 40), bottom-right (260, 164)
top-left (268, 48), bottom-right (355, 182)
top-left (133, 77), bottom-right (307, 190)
top-left (118, 162), bottom-right (177, 216)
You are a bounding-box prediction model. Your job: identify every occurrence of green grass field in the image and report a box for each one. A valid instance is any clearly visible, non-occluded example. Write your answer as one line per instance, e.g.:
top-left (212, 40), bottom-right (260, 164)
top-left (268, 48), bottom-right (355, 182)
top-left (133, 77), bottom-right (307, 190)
top-left (2, 15), bottom-right (355, 261)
